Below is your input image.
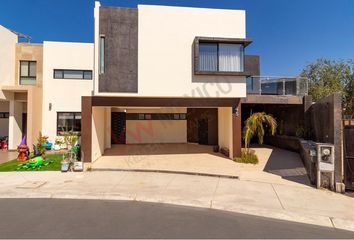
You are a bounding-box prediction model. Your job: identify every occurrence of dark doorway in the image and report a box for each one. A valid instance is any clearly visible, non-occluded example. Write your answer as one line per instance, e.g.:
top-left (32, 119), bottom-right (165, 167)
top-left (111, 112), bottom-right (126, 144)
top-left (198, 119), bottom-right (208, 145)
top-left (22, 113), bottom-right (27, 138)
top-left (187, 108), bottom-right (218, 145)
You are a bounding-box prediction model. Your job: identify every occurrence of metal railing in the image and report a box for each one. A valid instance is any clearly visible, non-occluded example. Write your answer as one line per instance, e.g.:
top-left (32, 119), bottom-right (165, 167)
top-left (247, 76), bottom-right (308, 96)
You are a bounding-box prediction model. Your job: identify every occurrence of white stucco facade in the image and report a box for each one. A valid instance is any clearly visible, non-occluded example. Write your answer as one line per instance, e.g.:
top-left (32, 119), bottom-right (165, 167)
top-left (94, 4), bottom-right (247, 98)
top-left (0, 25), bottom-right (17, 88)
top-left (42, 41), bottom-right (94, 142)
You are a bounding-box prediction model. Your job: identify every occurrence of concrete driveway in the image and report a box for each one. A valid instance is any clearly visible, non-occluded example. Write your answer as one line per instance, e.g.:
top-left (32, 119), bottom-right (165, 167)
top-left (92, 143), bottom-right (311, 187)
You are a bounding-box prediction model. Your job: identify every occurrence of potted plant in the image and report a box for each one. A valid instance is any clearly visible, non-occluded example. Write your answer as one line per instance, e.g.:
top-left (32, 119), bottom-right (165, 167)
top-left (54, 137), bottom-right (64, 150)
top-left (63, 129), bottom-right (78, 150)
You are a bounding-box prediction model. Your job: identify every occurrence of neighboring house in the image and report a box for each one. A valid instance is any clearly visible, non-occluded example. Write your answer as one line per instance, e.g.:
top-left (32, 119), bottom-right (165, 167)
top-left (0, 25), bottom-right (93, 149)
top-left (0, 25), bottom-right (43, 150)
top-left (41, 41), bottom-right (93, 141)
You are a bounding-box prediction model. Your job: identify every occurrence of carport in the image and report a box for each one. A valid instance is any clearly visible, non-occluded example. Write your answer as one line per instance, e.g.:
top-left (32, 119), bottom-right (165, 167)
top-left (81, 96), bottom-right (242, 163)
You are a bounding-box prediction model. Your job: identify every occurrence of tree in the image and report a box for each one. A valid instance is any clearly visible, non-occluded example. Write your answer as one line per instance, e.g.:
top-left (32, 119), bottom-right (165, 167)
top-left (243, 112), bottom-right (277, 151)
top-left (300, 58), bottom-right (354, 116)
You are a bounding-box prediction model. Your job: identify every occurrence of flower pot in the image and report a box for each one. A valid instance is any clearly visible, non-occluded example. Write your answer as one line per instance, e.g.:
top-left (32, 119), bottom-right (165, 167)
top-left (61, 160), bottom-right (71, 172)
top-left (73, 161), bottom-right (84, 172)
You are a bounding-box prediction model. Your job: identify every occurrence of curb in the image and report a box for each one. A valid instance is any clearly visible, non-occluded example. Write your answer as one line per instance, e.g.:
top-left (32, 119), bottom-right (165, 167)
top-left (92, 168), bottom-right (239, 179)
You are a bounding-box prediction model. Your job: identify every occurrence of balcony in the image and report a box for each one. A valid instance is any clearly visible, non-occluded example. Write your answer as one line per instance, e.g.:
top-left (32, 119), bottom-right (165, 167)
top-left (247, 76), bottom-right (308, 96)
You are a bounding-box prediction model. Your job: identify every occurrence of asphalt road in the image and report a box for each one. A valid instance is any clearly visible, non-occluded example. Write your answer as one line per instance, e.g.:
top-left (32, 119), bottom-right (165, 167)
top-left (0, 198), bottom-right (353, 239)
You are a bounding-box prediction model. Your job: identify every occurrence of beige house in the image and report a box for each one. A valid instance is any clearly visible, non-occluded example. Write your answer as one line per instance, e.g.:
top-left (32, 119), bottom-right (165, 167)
top-left (0, 25), bottom-right (93, 150)
top-left (0, 25), bottom-right (43, 149)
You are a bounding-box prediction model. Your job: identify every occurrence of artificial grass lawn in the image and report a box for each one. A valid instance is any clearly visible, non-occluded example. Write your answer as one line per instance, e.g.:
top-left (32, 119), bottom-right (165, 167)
top-left (0, 154), bottom-right (63, 172)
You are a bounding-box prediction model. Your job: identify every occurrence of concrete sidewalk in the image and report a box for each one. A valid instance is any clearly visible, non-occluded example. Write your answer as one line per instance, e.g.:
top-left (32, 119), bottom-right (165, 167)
top-left (0, 171), bottom-right (354, 232)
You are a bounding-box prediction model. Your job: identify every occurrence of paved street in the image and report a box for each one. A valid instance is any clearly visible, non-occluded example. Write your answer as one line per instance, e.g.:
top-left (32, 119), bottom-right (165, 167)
top-left (1, 171), bottom-right (354, 232)
top-left (0, 198), bottom-right (353, 239)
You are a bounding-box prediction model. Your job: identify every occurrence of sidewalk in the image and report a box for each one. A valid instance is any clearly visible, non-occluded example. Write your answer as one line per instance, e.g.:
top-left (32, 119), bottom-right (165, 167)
top-left (1, 171), bottom-right (354, 232)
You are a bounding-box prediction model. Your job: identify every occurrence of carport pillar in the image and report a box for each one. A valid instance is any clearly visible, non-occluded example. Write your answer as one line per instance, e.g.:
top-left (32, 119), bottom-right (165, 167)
top-left (232, 101), bottom-right (242, 158)
top-left (8, 99), bottom-right (23, 150)
top-left (81, 97), bottom-right (92, 163)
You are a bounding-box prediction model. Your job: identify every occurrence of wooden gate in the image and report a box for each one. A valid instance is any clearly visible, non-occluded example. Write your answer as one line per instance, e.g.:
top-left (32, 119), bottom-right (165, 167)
top-left (344, 119), bottom-right (354, 190)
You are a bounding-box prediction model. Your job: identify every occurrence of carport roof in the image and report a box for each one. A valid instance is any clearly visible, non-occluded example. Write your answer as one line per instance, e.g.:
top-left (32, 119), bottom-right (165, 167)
top-left (88, 96), bottom-right (240, 107)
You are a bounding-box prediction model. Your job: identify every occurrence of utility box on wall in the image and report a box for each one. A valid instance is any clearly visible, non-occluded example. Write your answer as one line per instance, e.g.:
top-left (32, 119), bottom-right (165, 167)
top-left (316, 143), bottom-right (335, 190)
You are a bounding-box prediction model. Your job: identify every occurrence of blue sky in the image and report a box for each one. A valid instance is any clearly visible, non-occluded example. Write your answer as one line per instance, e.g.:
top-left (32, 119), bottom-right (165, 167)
top-left (1, 0), bottom-right (353, 76)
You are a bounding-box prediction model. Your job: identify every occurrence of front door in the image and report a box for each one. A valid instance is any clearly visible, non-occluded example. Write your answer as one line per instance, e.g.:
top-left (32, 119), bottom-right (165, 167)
top-left (111, 112), bottom-right (126, 144)
top-left (198, 119), bottom-right (208, 145)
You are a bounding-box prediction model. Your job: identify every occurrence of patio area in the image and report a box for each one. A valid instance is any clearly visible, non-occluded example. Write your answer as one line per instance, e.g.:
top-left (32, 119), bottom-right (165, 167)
top-left (92, 143), bottom-right (311, 187)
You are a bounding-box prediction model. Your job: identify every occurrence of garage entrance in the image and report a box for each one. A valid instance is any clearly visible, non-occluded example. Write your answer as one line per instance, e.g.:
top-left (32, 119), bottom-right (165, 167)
top-left (82, 96), bottom-right (242, 162)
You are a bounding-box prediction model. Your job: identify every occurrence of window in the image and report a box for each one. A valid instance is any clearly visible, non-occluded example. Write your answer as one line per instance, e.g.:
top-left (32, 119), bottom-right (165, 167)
top-left (0, 112), bottom-right (9, 119)
top-left (126, 113), bottom-right (187, 120)
top-left (198, 42), bottom-right (244, 72)
top-left (57, 112), bottom-right (81, 136)
top-left (99, 36), bottom-right (105, 74)
top-left (53, 70), bottom-right (93, 80)
top-left (20, 61), bottom-right (36, 85)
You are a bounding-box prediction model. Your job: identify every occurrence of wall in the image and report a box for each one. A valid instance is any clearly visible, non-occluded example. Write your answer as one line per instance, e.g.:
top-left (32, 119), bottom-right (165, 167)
top-left (308, 93), bottom-right (343, 187)
top-left (94, 4), bottom-right (247, 98)
top-left (15, 44), bottom-right (43, 87)
top-left (0, 25), bottom-right (17, 86)
top-left (92, 107), bottom-right (106, 161)
top-left (99, 7), bottom-right (138, 93)
top-left (218, 107), bottom-right (233, 158)
top-left (27, 86), bottom-right (42, 148)
top-left (0, 101), bottom-right (9, 137)
top-left (42, 41), bottom-right (94, 142)
top-left (125, 108), bottom-right (187, 144)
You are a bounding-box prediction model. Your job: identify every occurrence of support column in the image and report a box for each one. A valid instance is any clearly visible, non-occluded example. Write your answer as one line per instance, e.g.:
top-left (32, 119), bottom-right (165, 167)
top-left (8, 100), bottom-right (23, 150)
top-left (81, 97), bottom-right (92, 162)
top-left (232, 100), bottom-right (242, 158)
top-left (105, 107), bottom-right (112, 150)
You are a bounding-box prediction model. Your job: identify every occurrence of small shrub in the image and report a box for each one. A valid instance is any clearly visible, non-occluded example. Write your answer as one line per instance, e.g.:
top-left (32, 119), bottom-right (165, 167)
top-left (36, 132), bottom-right (48, 158)
top-left (234, 150), bottom-right (259, 164)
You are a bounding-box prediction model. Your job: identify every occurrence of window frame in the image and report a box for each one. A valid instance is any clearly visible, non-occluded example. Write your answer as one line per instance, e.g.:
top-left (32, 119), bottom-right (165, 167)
top-left (56, 112), bottom-right (82, 136)
top-left (0, 112), bottom-right (9, 119)
top-left (194, 37), bottom-right (252, 76)
top-left (99, 35), bottom-right (105, 75)
top-left (126, 113), bottom-right (187, 120)
top-left (19, 60), bottom-right (37, 84)
top-left (53, 69), bottom-right (93, 80)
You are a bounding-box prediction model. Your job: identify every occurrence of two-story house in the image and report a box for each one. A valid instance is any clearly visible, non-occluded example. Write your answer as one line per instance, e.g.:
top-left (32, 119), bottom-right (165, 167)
top-left (0, 2), bottom-right (307, 166)
top-left (0, 25), bottom-right (93, 150)
top-left (80, 2), bottom-right (256, 162)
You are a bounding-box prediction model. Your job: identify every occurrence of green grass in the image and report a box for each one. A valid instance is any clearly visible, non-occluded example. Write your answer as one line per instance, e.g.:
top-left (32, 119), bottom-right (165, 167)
top-left (233, 150), bottom-right (259, 164)
top-left (0, 154), bottom-right (63, 172)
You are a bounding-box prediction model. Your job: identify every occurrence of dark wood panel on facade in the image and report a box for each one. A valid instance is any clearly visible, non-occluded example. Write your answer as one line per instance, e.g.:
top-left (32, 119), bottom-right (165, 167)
top-left (99, 7), bottom-right (138, 93)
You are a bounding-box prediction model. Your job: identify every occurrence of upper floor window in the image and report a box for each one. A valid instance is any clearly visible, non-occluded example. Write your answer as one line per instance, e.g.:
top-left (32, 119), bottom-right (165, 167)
top-left (20, 61), bottom-right (36, 85)
top-left (54, 70), bottom-right (92, 80)
top-left (99, 36), bottom-right (105, 74)
top-left (199, 43), bottom-right (244, 72)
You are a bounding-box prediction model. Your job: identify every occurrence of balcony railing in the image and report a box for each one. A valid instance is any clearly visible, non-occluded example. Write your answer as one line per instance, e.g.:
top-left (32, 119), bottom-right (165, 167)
top-left (246, 76), bottom-right (308, 96)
